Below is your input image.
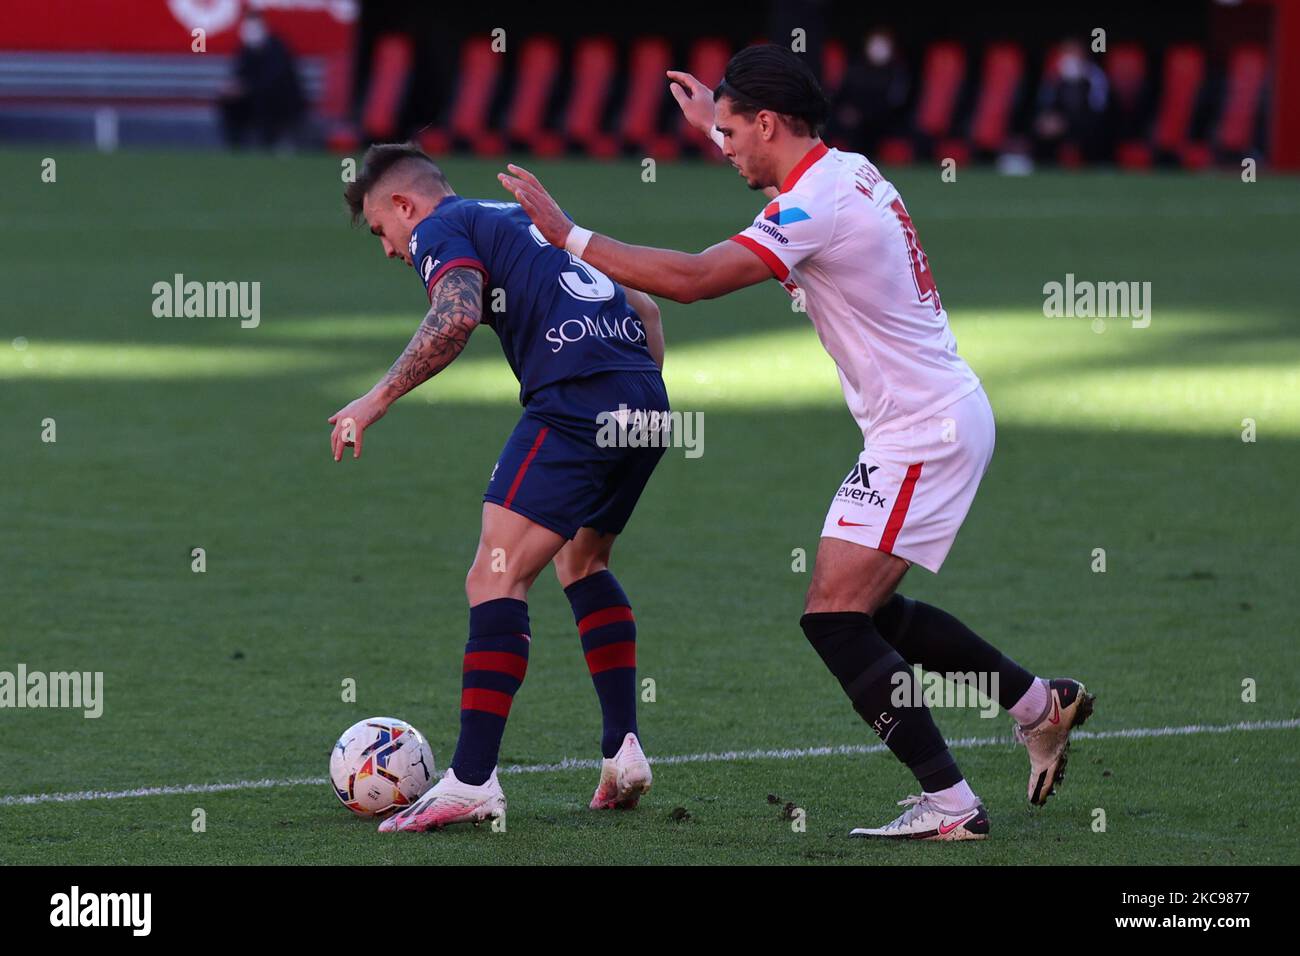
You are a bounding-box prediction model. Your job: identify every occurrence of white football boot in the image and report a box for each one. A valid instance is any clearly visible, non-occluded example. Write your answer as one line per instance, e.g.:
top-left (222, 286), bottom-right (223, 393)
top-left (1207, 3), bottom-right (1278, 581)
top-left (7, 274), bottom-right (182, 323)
top-left (378, 767), bottom-right (506, 832)
top-left (589, 732), bottom-right (652, 810)
top-left (1015, 678), bottom-right (1096, 806)
top-left (850, 794), bottom-right (990, 841)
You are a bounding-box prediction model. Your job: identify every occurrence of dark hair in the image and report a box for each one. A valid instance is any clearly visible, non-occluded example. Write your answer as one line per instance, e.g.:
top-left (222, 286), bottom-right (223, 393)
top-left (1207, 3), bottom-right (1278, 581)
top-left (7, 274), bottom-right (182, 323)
top-left (714, 44), bottom-right (830, 138)
top-left (343, 142), bottom-right (448, 224)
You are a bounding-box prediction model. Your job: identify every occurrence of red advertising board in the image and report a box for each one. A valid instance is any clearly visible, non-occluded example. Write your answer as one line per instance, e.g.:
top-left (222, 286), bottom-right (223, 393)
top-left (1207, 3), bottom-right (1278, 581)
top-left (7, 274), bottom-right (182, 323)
top-left (0, 0), bottom-right (355, 55)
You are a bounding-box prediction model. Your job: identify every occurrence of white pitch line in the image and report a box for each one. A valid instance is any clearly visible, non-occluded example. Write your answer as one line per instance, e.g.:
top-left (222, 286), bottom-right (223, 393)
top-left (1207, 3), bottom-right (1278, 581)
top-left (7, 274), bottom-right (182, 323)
top-left (500, 718), bottom-right (1300, 774)
top-left (2, 718), bottom-right (1296, 808)
top-left (0, 776), bottom-right (325, 807)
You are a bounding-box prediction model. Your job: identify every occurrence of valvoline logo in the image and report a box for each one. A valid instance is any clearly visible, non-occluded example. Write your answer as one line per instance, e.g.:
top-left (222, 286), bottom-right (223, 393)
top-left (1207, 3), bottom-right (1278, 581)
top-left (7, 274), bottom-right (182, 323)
top-left (763, 201), bottom-right (811, 226)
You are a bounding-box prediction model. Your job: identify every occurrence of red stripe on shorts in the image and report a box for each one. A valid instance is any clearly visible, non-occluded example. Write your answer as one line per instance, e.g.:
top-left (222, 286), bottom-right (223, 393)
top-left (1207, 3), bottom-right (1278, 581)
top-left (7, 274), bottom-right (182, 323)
top-left (503, 426), bottom-right (549, 510)
top-left (878, 462), bottom-right (924, 554)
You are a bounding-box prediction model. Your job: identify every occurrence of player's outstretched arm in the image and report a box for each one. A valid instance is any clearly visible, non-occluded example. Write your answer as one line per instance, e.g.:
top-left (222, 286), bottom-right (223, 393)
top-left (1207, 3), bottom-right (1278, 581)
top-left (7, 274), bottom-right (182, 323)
top-left (498, 165), bottom-right (771, 304)
top-left (327, 268), bottom-right (482, 461)
top-left (623, 287), bottom-right (665, 369)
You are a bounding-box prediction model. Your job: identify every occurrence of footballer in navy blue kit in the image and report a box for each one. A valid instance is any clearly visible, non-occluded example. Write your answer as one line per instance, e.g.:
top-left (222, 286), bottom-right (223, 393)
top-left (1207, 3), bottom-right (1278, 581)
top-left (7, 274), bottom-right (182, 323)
top-left (407, 194), bottom-right (667, 542)
top-left (332, 144), bottom-right (667, 831)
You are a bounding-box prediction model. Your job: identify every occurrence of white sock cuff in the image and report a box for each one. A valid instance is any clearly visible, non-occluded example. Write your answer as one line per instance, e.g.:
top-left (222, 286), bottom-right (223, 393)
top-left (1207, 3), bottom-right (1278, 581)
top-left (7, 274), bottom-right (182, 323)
top-left (1009, 677), bottom-right (1050, 726)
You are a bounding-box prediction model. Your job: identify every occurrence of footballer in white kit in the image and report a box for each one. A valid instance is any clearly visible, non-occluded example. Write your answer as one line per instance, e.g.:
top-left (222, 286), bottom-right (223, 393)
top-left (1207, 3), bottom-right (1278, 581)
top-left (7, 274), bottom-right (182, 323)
top-left (502, 43), bottom-right (1094, 841)
top-left (730, 140), bottom-right (992, 574)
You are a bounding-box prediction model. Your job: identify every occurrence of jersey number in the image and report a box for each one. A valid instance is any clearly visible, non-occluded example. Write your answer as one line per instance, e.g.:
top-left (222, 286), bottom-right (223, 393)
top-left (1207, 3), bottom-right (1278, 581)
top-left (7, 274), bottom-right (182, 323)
top-left (530, 223), bottom-right (615, 302)
top-left (890, 198), bottom-right (941, 314)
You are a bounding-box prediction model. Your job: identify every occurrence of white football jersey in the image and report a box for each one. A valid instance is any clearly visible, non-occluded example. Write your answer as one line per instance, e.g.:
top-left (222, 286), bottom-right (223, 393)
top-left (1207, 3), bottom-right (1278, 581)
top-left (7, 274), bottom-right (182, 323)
top-left (731, 143), bottom-right (981, 438)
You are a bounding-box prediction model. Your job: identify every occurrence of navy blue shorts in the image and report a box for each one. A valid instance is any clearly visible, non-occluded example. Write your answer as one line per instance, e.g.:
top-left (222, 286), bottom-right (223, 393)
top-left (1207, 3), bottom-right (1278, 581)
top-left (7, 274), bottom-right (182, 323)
top-left (484, 370), bottom-right (670, 539)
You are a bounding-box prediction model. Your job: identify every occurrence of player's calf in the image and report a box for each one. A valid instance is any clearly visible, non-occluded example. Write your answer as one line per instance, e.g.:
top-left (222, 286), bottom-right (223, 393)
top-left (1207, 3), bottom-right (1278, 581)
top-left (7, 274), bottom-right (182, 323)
top-left (565, 568), bottom-right (640, 760)
top-left (449, 598), bottom-right (530, 792)
top-left (800, 608), bottom-right (993, 833)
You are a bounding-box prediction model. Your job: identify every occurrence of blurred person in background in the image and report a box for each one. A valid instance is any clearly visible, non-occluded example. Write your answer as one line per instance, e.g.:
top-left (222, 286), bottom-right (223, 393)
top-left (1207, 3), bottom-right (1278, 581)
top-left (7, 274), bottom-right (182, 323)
top-left (1032, 39), bottom-right (1111, 164)
top-left (217, 11), bottom-right (308, 149)
top-left (827, 29), bottom-right (910, 155)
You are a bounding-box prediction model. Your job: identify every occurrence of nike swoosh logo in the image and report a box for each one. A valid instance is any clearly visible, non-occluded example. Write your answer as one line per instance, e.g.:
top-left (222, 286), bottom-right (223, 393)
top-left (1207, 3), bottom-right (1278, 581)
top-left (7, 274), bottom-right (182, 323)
top-left (1048, 699), bottom-right (1061, 725)
top-left (938, 812), bottom-right (977, 835)
top-left (837, 516), bottom-right (870, 527)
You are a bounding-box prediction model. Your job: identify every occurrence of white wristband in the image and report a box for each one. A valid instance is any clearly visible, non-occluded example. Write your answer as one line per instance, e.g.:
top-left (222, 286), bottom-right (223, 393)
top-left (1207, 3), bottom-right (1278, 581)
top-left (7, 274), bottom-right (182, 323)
top-left (564, 225), bottom-right (593, 259)
top-left (709, 128), bottom-right (725, 150)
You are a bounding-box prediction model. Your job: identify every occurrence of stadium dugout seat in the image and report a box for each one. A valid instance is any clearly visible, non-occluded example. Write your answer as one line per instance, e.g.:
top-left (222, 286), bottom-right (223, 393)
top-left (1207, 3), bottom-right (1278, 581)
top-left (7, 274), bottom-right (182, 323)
top-left (1213, 44), bottom-right (1268, 161)
top-left (664, 37), bottom-right (730, 158)
top-left (821, 38), bottom-right (847, 98)
top-left (879, 40), bottom-right (966, 165)
top-left (320, 52), bottom-right (357, 151)
top-left (435, 35), bottom-right (505, 155)
top-left (819, 38), bottom-right (849, 152)
top-left (1151, 43), bottom-right (1206, 166)
top-left (360, 34), bottom-right (412, 144)
top-left (1103, 42), bottom-right (1151, 169)
top-left (968, 42), bottom-right (1024, 156)
top-left (555, 36), bottom-right (619, 158)
top-left (619, 36), bottom-right (675, 158)
top-left (504, 35), bottom-right (563, 156)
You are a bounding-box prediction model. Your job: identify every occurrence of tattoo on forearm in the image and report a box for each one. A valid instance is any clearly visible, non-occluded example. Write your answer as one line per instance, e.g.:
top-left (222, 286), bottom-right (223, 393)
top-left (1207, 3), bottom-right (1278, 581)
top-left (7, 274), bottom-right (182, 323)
top-left (380, 268), bottom-right (482, 398)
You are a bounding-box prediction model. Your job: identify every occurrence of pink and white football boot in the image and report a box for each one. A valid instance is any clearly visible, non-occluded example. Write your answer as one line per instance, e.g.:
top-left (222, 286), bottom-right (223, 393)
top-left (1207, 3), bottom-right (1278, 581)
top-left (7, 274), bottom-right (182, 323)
top-left (589, 732), bottom-right (653, 810)
top-left (378, 767), bottom-right (506, 832)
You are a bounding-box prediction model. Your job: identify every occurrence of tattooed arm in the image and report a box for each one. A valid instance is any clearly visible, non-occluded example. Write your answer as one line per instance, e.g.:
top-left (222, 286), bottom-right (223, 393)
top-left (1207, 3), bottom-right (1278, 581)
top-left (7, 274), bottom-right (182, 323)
top-left (376, 268), bottom-right (483, 401)
top-left (328, 268), bottom-right (483, 461)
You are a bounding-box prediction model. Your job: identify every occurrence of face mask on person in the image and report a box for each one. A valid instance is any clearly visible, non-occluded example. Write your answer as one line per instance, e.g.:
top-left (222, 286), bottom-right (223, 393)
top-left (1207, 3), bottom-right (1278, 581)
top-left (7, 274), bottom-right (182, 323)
top-left (240, 18), bottom-right (268, 48)
top-left (866, 35), bottom-right (893, 66)
top-left (1059, 53), bottom-right (1084, 81)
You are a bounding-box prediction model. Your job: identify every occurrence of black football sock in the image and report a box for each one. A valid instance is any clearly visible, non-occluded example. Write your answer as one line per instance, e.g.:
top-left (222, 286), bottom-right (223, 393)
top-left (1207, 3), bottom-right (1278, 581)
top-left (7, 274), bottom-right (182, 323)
top-left (873, 594), bottom-right (1035, 711)
top-left (800, 611), bottom-right (963, 792)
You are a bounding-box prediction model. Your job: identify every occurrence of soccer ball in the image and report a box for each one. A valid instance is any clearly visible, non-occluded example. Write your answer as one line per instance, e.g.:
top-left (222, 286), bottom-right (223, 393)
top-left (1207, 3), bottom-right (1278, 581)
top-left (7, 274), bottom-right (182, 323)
top-left (329, 717), bottom-right (435, 816)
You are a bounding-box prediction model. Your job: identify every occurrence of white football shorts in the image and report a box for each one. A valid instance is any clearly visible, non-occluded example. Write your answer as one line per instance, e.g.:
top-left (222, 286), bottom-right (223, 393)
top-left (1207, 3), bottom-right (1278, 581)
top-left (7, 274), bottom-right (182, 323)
top-left (820, 386), bottom-right (995, 573)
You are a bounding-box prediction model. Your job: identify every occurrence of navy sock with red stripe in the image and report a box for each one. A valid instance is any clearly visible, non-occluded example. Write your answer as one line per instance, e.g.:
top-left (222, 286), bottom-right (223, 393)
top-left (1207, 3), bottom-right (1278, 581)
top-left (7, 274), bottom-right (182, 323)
top-left (450, 598), bottom-right (530, 787)
top-left (564, 571), bottom-right (638, 759)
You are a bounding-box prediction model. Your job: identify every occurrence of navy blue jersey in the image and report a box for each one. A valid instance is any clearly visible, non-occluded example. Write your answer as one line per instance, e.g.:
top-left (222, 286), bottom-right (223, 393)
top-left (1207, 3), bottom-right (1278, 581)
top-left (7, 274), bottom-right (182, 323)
top-left (408, 196), bottom-right (660, 403)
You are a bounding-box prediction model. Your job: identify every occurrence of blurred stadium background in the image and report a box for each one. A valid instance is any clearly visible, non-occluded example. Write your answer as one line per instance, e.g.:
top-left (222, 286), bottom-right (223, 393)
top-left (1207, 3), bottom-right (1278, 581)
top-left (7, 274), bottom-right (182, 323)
top-left (2, 0), bottom-right (1296, 172)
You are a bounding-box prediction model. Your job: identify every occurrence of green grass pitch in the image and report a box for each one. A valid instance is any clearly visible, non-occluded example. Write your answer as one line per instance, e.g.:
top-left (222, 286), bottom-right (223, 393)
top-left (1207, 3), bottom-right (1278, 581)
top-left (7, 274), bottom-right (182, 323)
top-left (1, 148), bottom-right (1297, 864)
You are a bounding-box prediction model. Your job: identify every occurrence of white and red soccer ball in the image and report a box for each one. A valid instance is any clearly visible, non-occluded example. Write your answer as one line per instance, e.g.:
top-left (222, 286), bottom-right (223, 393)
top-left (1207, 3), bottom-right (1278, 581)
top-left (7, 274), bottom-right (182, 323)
top-left (329, 717), bottom-right (435, 816)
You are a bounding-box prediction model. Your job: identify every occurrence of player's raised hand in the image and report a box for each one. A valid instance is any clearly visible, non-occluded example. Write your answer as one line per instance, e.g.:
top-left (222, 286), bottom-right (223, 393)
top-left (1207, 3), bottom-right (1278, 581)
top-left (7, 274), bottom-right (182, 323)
top-left (498, 164), bottom-right (571, 249)
top-left (667, 70), bottom-right (716, 137)
top-left (327, 391), bottom-right (389, 461)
